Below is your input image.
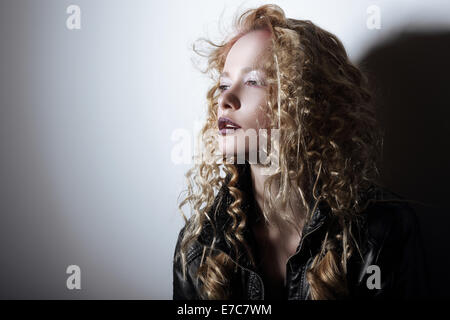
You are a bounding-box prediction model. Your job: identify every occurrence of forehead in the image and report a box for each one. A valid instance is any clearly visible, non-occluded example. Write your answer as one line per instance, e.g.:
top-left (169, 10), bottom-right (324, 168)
top-left (223, 30), bottom-right (272, 74)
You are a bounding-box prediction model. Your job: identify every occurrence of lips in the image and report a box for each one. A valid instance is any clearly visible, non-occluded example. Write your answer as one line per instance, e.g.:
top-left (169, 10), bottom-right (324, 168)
top-left (218, 117), bottom-right (241, 135)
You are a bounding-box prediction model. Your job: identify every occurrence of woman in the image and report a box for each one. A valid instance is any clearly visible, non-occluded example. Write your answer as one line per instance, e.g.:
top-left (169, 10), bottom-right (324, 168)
top-left (173, 4), bottom-right (428, 299)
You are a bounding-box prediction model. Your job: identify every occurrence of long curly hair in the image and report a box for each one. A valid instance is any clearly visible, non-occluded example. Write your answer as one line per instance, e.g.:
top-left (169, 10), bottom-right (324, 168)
top-left (176, 4), bottom-right (383, 299)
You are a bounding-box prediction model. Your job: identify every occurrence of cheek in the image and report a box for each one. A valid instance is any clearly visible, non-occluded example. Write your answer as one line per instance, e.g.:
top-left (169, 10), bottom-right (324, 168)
top-left (249, 103), bottom-right (270, 131)
top-left (237, 108), bottom-right (268, 132)
top-left (256, 108), bottom-right (271, 129)
top-left (243, 93), bottom-right (270, 129)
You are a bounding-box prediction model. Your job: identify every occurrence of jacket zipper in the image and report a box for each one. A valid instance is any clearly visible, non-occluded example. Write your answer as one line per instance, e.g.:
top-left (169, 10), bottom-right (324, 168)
top-left (287, 221), bottom-right (325, 264)
top-left (285, 221), bottom-right (325, 299)
top-left (235, 221), bottom-right (325, 300)
top-left (242, 263), bottom-right (265, 300)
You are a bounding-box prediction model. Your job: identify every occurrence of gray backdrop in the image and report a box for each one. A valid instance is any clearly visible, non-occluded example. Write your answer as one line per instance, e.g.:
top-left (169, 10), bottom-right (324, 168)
top-left (0, 0), bottom-right (449, 299)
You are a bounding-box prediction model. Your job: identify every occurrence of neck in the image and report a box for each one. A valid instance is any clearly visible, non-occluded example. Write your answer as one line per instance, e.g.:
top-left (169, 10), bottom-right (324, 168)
top-left (248, 163), bottom-right (267, 208)
top-left (249, 162), bottom-right (306, 232)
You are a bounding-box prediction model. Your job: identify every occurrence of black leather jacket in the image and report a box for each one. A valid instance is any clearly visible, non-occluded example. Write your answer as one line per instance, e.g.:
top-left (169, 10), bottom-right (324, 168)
top-left (173, 167), bottom-right (429, 300)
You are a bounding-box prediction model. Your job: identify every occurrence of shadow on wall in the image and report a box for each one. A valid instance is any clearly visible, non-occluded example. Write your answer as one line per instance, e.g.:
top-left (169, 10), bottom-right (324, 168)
top-left (358, 30), bottom-right (450, 299)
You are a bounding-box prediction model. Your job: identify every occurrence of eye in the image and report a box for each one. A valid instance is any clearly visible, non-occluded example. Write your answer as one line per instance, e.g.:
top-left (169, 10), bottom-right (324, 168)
top-left (218, 84), bottom-right (229, 92)
top-left (218, 79), bottom-right (263, 92)
top-left (246, 80), bottom-right (259, 86)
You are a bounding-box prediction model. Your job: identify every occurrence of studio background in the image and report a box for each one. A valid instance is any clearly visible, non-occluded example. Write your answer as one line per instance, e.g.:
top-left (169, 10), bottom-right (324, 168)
top-left (1, 0), bottom-right (449, 299)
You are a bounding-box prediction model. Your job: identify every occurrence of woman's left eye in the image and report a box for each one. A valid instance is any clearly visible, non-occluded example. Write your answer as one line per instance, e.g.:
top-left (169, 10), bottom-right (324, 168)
top-left (246, 80), bottom-right (259, 86)
top-left (218, 79), bottom-right (263, 92)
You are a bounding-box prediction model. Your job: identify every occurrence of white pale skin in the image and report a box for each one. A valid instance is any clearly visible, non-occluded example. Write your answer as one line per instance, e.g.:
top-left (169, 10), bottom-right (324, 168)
top-left (217, 30), bottom-right (305, 298)
top-left (217, 29), bottom-right (272, 159)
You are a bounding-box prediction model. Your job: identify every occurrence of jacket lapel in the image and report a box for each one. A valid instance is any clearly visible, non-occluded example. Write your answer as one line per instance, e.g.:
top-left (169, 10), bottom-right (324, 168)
top-left (196, 162), bottom-right (331, 267)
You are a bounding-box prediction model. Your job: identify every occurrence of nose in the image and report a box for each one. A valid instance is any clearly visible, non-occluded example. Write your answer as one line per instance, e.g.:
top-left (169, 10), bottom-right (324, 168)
top-left (218, 89), bottom-right (241, 111)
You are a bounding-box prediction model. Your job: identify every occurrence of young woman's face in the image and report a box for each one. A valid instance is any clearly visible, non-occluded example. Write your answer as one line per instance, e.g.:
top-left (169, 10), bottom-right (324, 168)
top-left (217, 30), bottom-right (272, 162)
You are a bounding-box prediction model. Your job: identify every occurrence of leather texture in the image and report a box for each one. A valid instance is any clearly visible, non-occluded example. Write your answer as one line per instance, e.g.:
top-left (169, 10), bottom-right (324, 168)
top-left (173, 165), bottom-right (429, 300)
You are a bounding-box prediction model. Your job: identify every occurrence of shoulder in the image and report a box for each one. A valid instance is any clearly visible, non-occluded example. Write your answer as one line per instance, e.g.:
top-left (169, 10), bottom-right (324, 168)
top-left (360, 185), bottom-right (420, 248)
top-left (347, 185), bottom-right (428, 298)
top-left (173, 183), bottom-right (231, 266)
top-left (174, 222), bottom-right (204, 267)
top-left (172, 221), bottom-right (205, 300)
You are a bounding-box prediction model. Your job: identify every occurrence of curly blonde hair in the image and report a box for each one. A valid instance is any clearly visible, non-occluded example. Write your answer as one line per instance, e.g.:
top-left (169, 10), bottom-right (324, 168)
top-left (176, 4), bottom-right (383, 299)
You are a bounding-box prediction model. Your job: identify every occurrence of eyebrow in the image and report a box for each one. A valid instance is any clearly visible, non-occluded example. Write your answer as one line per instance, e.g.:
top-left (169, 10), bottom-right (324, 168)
top-left (219, 67), bottom-right (261, 79)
